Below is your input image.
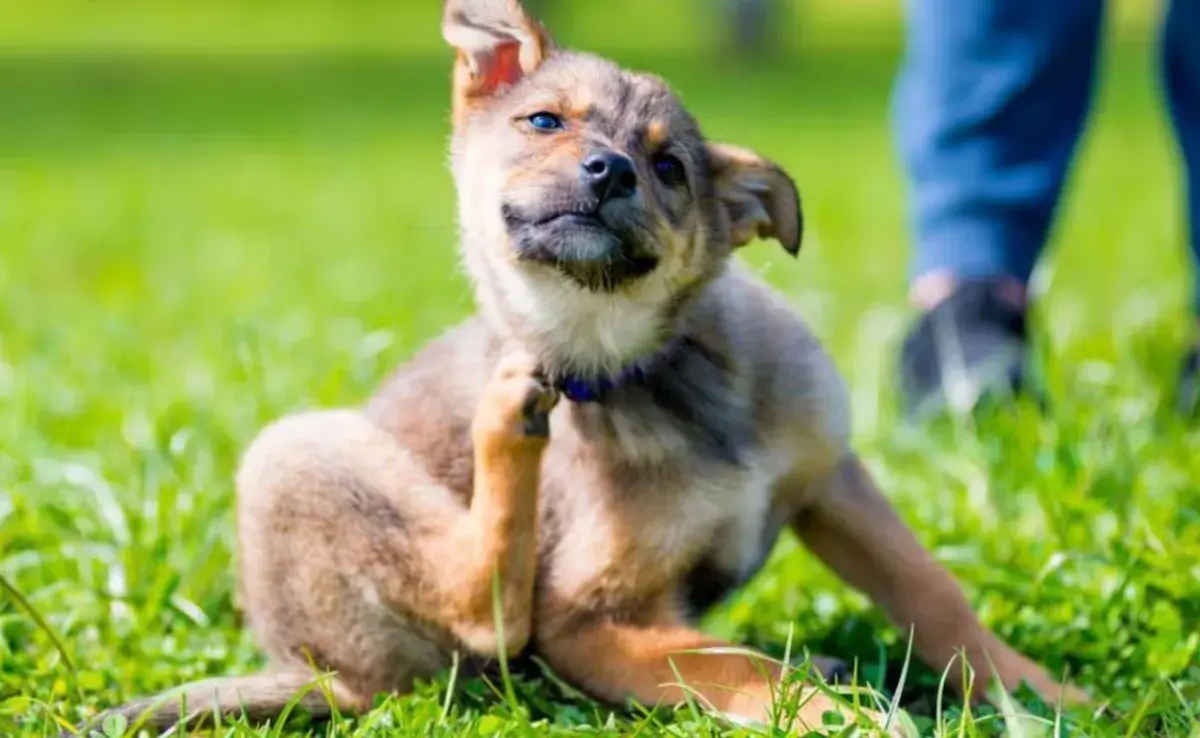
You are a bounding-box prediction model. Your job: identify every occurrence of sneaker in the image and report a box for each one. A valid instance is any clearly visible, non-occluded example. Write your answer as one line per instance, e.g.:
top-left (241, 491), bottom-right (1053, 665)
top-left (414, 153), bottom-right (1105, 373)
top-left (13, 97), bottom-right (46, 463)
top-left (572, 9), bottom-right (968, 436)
top-left (899, 278), bottom-right (1030, 420)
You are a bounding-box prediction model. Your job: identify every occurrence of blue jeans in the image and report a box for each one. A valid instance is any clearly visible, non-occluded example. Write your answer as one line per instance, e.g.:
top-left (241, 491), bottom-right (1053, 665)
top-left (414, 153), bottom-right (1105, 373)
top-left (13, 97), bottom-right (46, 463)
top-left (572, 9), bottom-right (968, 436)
top-left (893, 0), bottom-right (1200, 307)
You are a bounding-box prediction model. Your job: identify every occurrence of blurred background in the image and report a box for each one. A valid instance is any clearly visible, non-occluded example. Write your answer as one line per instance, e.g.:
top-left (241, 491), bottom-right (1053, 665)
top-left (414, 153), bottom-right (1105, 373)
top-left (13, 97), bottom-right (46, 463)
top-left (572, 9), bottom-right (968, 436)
top-left (0, 0), bottom-right (1183, 439)
top-left (3, 2), bottom-right (1198, 733)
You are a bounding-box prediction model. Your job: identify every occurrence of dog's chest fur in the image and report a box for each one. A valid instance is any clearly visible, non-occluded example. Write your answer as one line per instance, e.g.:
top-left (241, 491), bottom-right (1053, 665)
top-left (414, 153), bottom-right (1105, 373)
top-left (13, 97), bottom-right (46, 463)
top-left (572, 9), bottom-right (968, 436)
top-left (529, 336), bottom-right (791, 619)
top-left (538, 425), bottom-right (794, 620)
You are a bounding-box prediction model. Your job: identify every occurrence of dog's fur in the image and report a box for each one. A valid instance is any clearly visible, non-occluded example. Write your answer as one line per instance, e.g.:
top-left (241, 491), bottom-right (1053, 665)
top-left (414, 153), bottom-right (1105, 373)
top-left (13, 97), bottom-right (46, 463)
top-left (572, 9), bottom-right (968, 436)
top-left (75, 1), bottom-right (1087, 734)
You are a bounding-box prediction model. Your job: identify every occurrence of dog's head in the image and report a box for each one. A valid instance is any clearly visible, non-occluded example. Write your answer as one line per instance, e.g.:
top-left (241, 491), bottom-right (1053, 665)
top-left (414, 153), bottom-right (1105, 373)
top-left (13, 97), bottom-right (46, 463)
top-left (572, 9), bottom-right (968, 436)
top-left (443, 0), bottom-right (801, 377)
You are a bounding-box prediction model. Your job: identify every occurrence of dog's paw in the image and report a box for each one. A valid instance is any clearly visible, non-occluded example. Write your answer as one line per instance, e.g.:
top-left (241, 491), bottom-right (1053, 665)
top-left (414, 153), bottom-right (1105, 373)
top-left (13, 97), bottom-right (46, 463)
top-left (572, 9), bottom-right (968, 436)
top-left (474, 350), bottom-right (560, 445)
top-left (518, 374), bottom-right (559, 438)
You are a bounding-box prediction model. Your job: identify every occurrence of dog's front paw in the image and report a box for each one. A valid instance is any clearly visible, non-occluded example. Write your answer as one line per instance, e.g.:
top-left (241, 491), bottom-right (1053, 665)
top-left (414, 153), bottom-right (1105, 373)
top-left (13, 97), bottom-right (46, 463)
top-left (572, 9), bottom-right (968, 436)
top-left (473, 350), bottom-right (561, 447)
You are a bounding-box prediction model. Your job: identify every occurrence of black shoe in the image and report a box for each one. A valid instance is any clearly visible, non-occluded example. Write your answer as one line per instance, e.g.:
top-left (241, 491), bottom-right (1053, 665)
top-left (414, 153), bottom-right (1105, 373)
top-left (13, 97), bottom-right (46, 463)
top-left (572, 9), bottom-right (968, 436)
top-left (899, 278), bottom-right (1030, 420)
top-left (1177, 346), bottom-right (1200, 416)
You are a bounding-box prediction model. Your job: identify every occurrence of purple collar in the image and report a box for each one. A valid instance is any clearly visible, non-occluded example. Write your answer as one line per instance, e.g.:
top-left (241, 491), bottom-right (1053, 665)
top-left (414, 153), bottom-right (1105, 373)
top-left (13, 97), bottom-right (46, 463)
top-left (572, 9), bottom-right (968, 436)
top-left (554, 337), bottom-right (681, 404)
top-left (557, 364), bottom-right (647, 403)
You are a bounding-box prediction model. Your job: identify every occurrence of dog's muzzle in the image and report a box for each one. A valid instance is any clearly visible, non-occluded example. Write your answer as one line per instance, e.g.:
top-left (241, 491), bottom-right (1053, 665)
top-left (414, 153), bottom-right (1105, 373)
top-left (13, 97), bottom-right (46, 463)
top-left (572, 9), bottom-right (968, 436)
top-left (503, 205), bottom-right (658, 291)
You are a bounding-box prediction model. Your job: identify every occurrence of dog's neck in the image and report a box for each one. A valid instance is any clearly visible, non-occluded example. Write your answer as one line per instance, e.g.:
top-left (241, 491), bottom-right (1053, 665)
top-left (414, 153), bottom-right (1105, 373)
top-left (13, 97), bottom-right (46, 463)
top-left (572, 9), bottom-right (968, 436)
top-left (553, 335), bottom-right (686, 403)
top-left (552, 323), bottom-right (754, 468)
top-left (470, 272), bottom-right (753, 462)
top-left (480, 278), bottom-right (718, 403)
top-left (465, 234), bottom-right (729, 400)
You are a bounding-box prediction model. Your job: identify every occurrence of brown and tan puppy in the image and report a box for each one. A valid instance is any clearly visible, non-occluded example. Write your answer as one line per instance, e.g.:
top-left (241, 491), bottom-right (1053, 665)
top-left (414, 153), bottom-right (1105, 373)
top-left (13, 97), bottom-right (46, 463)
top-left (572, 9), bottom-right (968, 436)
top-left (75, 1), bottom-right (1087, 734)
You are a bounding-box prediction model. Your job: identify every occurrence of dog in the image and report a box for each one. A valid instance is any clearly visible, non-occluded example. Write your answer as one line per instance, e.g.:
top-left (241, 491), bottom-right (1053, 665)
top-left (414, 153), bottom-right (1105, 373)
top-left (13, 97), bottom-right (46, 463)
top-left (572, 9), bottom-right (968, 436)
top-left (73, 1), bottom-right (1088, 734)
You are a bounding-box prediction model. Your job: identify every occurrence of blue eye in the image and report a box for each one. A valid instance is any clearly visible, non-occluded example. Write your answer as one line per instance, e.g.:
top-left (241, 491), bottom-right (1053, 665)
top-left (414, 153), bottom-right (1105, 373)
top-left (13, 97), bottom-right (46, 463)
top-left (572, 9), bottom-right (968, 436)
top-left (653, 153), bottom-right (686, 187)
top-left (528, 112), bottom-right (563, 131)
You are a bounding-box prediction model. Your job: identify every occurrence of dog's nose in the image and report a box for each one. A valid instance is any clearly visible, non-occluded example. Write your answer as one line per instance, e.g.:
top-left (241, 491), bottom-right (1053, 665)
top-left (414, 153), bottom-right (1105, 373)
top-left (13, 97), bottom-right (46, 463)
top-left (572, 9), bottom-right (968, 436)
top-left (581, 150), bottom-right (637, 202)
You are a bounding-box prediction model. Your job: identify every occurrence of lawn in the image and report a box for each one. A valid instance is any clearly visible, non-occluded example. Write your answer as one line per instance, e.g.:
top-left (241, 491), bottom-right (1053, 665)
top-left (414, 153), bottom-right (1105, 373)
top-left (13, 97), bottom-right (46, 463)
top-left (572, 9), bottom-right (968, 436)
top-left (2, 1), bottom-right (1198, 735)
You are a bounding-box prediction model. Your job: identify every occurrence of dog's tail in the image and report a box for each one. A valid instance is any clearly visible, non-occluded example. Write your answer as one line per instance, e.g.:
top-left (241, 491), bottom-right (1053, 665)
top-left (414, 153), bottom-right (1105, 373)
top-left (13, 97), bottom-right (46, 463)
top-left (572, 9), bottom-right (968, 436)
top-left (67, 670), bottom-right (360, 737)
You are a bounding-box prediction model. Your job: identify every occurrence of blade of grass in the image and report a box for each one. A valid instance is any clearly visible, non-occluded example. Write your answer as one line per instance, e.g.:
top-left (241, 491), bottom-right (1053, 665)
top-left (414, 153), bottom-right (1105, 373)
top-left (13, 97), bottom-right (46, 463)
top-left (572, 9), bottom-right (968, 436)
top-left (530, 655), bottom-right (589, 702)
top-left (664, 657), bottom-right (702, 725)
top-left (934, 651), bottom-right (959, 738)
top-left (0, 574), bottom-right (79, 699)
top-left (883, 625), bottom-right (914, 735)
top-left (1122, 682), bottom-right (1158, 738)
top-left (439, 650), bottom-right (462, 722)
top-left (490, 566), bottom-right (519, 712)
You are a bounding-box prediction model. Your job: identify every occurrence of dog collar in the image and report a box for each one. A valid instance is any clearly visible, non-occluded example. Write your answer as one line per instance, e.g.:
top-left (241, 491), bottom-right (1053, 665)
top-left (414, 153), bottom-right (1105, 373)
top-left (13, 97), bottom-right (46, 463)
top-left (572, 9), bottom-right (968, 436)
top-left (558, 364), bottom-right (646, 403)
top-left (555, 337), bottom-right (681, 404)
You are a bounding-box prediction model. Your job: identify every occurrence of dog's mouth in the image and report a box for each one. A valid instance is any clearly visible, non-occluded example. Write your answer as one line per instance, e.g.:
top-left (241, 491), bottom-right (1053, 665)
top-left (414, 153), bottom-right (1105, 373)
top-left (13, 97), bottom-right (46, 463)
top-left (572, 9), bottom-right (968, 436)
top-left (527, 211), bottom-right (605, 229)
top-left (502, 205), bottom-right (659, 291)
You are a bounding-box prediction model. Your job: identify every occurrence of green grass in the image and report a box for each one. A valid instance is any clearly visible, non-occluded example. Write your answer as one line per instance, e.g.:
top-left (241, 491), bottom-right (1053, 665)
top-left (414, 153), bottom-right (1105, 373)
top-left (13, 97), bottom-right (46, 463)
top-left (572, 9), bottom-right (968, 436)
top-left (2, 1), bottom-right (1199, 735)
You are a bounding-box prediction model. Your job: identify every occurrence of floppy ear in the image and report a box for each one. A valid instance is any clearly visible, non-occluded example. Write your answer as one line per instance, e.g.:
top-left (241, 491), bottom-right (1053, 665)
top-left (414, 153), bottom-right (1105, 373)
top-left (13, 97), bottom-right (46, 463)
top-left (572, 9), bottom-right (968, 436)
top-left (707, 143), bottom-right (803, 255)
top-left (443, 0), bottom-right (554, 116)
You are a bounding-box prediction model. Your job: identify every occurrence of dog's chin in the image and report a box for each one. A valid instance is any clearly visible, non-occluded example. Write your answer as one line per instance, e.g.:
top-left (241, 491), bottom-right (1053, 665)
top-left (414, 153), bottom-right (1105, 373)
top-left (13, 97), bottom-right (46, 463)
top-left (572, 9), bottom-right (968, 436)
top-left (507, 212), bottom-right (659, 292)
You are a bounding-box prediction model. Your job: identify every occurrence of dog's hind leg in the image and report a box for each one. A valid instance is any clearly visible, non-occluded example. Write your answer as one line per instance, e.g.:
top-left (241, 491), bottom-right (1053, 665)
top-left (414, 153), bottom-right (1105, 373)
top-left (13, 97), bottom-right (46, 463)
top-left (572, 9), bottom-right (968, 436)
top-left (537, 611), bottom-right (901, 735)
top-left (791, 453), bottom-right (1089, 706)
top-left (75, 352), bottom-right (557, 735)
top-left (233, 351), bottom-right (558, 687)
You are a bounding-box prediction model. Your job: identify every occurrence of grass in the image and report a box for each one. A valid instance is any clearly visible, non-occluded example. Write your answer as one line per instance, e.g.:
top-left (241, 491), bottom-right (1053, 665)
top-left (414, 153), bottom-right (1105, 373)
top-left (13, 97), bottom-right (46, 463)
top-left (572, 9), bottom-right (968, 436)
top-left (2, 1), bottom-right (1199, 735)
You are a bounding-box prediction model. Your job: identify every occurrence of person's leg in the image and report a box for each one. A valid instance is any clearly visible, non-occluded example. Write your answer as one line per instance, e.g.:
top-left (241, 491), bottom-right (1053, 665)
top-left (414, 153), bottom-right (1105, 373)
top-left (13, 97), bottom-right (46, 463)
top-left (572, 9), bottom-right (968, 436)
top-left (722, 0), bottom-right (776, 57)
top-left (891, 1), bottom-right (1106, 417)
top-left (1163, 0), bottom-right (1200, 276)
top-left (1161, 0), bottom-right (1200, 412)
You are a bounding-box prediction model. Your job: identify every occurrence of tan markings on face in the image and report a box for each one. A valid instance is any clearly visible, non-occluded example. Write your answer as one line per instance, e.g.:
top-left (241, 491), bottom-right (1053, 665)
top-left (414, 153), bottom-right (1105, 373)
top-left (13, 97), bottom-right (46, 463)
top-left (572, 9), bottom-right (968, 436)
top-left (645, 119), bottom-right (668, 149)
top-left (654, 214), bottom-right (705, 291)
top-left (505, 133), bottom-right (588, 185)
top-left (565, 90), bottom-right (595, 121)
top-left (628, 108), bottom-right (711, 286)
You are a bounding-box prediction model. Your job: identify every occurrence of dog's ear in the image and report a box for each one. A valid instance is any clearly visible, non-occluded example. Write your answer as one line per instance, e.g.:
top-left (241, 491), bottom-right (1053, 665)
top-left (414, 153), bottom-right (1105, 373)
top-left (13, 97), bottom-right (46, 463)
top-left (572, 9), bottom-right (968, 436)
top-left (707, 143), bottom-right (802, 256)
top-left (443, 0), bottom-right (554, 115)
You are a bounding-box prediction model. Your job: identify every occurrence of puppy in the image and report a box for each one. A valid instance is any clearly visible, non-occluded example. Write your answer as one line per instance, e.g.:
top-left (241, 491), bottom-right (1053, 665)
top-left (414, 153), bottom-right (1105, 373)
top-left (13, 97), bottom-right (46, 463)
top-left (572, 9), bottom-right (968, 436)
top-left (75, 0), bottom-right (1087, 734)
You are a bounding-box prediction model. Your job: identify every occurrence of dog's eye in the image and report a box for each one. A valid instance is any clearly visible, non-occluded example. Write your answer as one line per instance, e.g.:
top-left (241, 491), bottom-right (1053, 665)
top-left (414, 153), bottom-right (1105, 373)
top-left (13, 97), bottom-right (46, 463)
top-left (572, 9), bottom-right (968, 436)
top-left (652, 154), bottom-right (686, 187)
top-left (527, 112), bottom-right (564, 132)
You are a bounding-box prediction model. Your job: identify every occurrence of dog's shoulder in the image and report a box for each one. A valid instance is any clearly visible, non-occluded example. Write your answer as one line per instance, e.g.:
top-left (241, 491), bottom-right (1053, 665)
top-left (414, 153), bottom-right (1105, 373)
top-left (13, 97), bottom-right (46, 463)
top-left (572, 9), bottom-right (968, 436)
top-left (708, 262), bottom-right (851, 473)
top-left (363, 315), bottom-right (500, 494)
